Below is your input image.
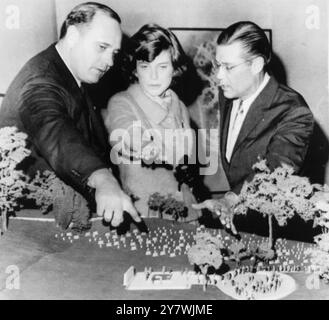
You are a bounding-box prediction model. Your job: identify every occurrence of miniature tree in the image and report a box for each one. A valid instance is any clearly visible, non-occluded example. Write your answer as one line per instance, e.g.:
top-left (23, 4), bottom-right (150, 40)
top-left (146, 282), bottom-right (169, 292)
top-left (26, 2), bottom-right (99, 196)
top-left (187, 231), bottom-right (223, 291)
top-left (306, 188), bottom-right (329, 283)
top-left (234, 159), bottom-right (317, 249)
top-left (227, 242), bottom-right (250, 268)
top-left (147, 192), bottom-right (166, 218)
top-left (307, 232), bottom-right (329, 283)
top-left (147, 192), bottom-right (188, 221)
top-left (226, 240), bottom-right (277, 273)
top-left (248, 242), bottom-right (276, 272)
top-left (309, 185), bottom-right (329, 231)
top-left (26, 171), bottom-right (55, 212)
top-left (27, 170), bottom-right (91, 231)
top-left (0, 127), bottom-right (30, 234)
top-left (159, 194), bottom-right (188, 222)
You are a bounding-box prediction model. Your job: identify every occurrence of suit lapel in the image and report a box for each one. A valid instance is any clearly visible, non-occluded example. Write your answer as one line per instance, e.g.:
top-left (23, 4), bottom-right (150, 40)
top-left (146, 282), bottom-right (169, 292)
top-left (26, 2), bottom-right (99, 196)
top-left (230, 77), bottom-right (279, 158)
top-left (219, 88), bottom-right (233, 169)
top-left (82, 86), bottom-right (109, 157)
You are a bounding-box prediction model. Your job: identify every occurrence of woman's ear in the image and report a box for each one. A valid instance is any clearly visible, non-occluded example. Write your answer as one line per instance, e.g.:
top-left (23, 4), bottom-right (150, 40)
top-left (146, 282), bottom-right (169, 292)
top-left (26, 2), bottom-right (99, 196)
top-left (251, 56), bottom-right (265, 75)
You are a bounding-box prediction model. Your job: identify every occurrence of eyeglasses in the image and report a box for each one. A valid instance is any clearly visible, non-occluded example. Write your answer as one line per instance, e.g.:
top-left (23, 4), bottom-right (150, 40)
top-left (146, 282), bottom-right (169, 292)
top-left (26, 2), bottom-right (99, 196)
top-left (212, 60), bottom-right (251, 73)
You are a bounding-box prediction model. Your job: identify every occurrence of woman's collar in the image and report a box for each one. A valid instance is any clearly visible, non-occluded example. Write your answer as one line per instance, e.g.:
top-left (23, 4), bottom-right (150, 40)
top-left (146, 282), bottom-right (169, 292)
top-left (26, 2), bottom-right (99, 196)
top-left (128, 84), bottom-right (171, 124)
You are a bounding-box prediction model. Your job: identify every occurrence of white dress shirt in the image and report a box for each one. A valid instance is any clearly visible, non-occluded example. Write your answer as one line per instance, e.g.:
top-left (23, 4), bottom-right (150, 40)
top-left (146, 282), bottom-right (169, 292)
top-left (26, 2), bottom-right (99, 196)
top-left (225, 73), bottom-right (270, 162)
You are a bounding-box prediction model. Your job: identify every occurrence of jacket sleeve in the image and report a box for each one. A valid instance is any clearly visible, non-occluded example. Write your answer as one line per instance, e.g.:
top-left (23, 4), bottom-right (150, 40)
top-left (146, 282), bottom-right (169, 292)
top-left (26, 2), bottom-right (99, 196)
top-left (105, 93), bottom-right (154, 157)
top-left (232, 104), bottom-right (314, 194)
top-left (19, 81), bottom-right (108, 189)
top-left (265, 105), bottom-right (314, 173)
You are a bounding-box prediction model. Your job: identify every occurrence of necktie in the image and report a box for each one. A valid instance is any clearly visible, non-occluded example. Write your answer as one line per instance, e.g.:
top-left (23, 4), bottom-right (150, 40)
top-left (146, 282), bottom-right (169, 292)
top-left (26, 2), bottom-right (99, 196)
top-left (226, 99), bottom-right (244, 162)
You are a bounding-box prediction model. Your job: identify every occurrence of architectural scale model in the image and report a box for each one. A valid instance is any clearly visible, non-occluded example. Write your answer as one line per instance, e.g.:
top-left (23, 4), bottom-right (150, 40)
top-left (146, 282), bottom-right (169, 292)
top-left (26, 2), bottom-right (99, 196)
top-left (123, 266), bottom-right (297, 300)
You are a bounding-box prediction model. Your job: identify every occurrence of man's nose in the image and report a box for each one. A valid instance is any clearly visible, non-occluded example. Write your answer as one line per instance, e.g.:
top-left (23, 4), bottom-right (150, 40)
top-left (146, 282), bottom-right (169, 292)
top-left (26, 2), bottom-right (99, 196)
top-left (216, 67), bottom-right (225, 81)
top-left (104, 53), bottom-right (114, 68)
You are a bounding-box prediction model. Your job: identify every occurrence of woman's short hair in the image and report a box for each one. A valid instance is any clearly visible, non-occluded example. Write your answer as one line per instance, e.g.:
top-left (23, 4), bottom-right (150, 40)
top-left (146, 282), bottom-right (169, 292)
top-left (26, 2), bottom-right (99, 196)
top-left (217, 21), bottom-right (271, 66)
top-left (59, 2), bottom-right (121, 39)
top-left (126, 24), bottom-right (188, 84)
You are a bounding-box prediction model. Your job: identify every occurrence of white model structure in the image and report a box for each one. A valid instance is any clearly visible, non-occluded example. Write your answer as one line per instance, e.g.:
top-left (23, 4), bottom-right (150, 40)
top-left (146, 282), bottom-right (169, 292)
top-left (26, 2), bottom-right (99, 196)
top-left (123, 266), bottom-right (297, 300)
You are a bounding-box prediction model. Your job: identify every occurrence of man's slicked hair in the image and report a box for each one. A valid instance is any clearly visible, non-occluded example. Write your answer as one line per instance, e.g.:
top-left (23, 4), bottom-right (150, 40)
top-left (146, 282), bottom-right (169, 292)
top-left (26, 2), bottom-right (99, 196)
top-left (59, 2), bottom-right (121, 39)
top-left (217, 21), bottom-right (271, 66)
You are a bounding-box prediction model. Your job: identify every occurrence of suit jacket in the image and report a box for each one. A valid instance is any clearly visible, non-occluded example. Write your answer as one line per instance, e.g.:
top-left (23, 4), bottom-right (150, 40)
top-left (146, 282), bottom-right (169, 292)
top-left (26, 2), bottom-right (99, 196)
top-left (220, 76), bottom-right (314, 194)
top-left (0, 44), bottom-right (110, 198)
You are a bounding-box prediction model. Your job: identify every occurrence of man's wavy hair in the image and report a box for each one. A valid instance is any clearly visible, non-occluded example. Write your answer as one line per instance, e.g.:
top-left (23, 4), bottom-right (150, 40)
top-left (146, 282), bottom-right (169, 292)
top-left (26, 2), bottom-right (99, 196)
top-left (217, 21), bottom-right (271, 68)
top-left (59, 2), bottom-right (121, 39)
top-left (125, 24), bottom-right (188, 86)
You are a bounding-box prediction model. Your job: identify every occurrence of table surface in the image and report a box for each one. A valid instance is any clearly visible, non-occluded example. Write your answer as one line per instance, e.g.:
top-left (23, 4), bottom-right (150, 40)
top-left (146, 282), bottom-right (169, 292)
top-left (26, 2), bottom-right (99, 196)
top-left (0, 213), bottom-right (328, 300)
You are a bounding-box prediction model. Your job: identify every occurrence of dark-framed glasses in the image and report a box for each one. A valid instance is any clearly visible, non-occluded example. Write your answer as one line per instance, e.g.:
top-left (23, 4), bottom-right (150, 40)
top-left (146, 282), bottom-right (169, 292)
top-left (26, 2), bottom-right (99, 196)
top-left (212, 60), bottom-right (251, 73)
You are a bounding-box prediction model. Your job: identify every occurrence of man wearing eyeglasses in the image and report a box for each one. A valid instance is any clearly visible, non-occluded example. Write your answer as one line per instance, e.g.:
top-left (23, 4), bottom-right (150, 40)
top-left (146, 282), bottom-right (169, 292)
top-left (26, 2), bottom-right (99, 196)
top-left (194, 21), bottom-right (314, 240)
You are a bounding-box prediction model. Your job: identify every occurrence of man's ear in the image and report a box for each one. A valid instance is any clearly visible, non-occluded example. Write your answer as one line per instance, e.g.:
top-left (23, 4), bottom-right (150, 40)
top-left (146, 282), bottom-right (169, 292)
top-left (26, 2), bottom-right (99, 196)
top-left (251, 56), bottom-right (265, 75)
top-left (66, 25), bottom-right (80, 48)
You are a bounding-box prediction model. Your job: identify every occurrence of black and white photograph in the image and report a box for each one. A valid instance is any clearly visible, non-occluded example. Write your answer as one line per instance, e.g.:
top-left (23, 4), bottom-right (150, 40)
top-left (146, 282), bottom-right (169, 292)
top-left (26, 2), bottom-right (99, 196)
top-left (0, 0), bottom-right (328, 304)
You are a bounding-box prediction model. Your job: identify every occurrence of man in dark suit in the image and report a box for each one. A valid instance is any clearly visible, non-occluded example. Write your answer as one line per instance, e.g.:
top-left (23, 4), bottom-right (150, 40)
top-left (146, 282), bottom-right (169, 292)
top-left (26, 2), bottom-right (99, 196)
top-left (194, 21), bottom-right (315, 241)
top-left (216, 22), bottom-right (313, 195)
top-left (0, 2), bottom-right (141, 230)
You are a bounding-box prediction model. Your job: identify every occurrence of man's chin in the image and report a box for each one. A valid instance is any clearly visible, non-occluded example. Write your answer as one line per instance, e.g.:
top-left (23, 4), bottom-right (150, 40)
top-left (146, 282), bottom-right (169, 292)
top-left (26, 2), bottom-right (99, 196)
top-left (84, 76), bottom-right (101, 84)
top-left (223, 92), bottom-right (234, 99)
top-left (220, 87), bottom-right (233, 99)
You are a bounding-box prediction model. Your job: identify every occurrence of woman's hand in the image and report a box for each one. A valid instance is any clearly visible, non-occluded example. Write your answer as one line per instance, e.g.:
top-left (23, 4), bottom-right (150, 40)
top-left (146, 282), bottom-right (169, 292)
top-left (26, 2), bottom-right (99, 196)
top-left (173, 155), bottom-right (198, 190)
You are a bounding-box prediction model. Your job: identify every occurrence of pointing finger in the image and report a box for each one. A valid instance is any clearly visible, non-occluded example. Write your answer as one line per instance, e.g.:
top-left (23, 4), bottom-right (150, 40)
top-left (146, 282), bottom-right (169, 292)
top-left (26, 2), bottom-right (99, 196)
top-left (96, 201), bottom-right (105, 217)
top-left (125, 201), bottom-right (141, 223)
top-left (230, 222), bottom-right (238, 235)
top-left (103, 209), bottom-right (114, 222)
top-left (111, 209), bottom-right (123, 227)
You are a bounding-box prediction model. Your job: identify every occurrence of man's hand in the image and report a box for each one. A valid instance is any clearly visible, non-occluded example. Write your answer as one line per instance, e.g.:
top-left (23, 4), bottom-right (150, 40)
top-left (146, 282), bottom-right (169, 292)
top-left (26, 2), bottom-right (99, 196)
top-left (192, 192), bottom-right (239, 234)
top-left (88, 169), bottom-right (141, 226)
